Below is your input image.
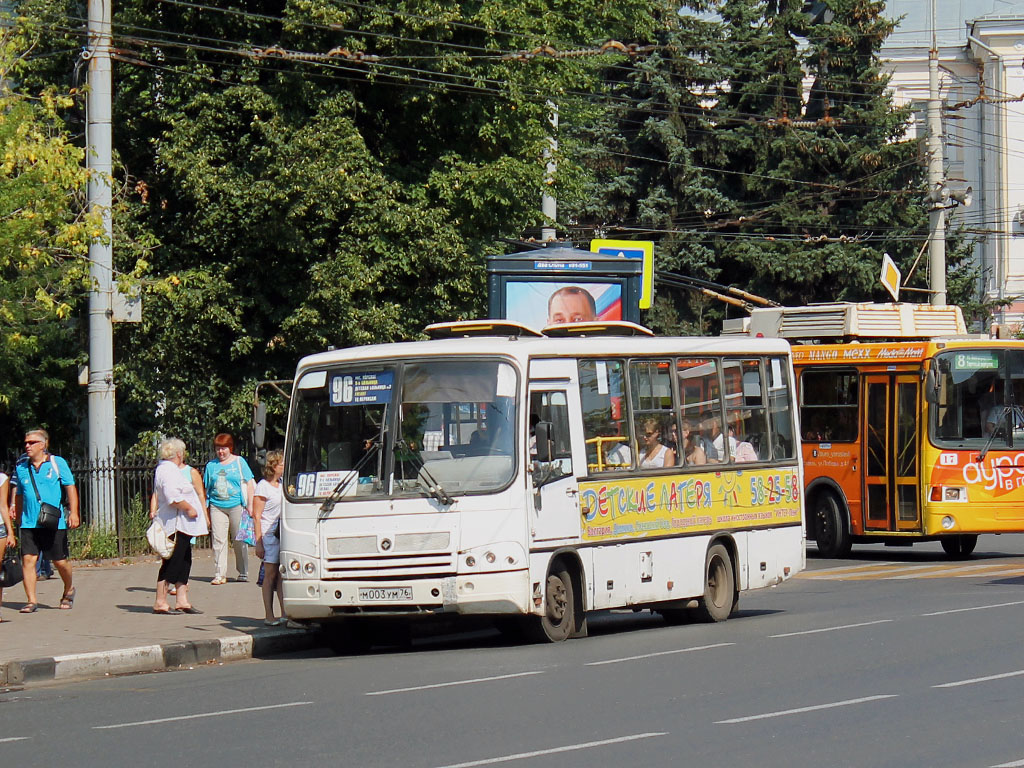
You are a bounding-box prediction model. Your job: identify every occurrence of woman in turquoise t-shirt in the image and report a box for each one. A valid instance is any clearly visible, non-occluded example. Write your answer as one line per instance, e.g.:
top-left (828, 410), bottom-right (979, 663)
top-left (203, 433), bottom-right (255, 585)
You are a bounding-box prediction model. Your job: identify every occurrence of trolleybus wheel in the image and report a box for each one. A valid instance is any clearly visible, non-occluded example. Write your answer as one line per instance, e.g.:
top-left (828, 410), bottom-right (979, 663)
top-left (693, 543), bottom-right (735, 623)
top-left (940, 534), bottom-right (978, 559)
top-left (528, 564), bottom-right (575, 642)
top-left (813, 492), bottom-right (852, 558)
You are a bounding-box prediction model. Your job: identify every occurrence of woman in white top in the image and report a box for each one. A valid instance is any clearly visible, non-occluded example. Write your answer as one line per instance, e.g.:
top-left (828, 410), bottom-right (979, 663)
top-left (637, 417), bottom-right (676, 468)
top-left (253, 450), bottom-right (285, 626)
top-left (0, 471), bottom-right (17, 622)
top-left (152, 438), bottom-right (209, 615)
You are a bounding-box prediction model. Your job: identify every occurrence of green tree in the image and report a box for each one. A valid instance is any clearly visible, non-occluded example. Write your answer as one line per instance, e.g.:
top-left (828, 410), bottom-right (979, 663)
top-left (106, 0), bottom-right (668, 447)
top-left (572, 0), bottom-right (960, 332)
top-left (0, 16), bottom-right (100, 450)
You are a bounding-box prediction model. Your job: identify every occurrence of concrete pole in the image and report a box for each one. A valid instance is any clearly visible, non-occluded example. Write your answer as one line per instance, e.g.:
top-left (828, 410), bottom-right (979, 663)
top-left (926, 0), bottom-right (946, 306)
top-left (87, 0), bottom-right (117, 529)
top-left (541, 101), bottom-right (558, 242)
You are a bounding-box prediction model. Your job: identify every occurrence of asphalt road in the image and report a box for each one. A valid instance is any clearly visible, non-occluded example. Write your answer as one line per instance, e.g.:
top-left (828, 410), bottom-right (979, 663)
top-left (4, 535), bottom-right (1024, 768)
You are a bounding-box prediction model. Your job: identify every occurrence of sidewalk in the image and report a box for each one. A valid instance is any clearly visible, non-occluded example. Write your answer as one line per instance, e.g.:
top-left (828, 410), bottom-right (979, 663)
top-left (0, 549), bottom-right (322, 687)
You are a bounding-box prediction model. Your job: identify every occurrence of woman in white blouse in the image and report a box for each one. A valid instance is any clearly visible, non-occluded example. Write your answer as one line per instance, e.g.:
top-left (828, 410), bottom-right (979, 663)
top-left (152, 438), bottom-right (209, 615)
top-left (253, 450), bottom-right (285, 625)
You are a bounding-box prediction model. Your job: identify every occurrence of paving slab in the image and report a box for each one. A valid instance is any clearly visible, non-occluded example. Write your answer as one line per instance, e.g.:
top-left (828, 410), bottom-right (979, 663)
top-left (0, 549), bottom-right (322, 686)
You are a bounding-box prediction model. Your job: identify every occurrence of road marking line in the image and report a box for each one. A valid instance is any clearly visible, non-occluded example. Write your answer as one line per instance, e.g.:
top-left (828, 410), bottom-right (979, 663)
top-left (366, 671), bottom-right (544, 696)
top-left (920, 600), bottom-right (1024, 617)
top-left (586, 642), bottom-right (735, 666)
top-left (716, 694), bottom-right (898, 724)
top-left (992, 757), bottom-right (1024, 767)
top-left (93, 701), bottom-right (313, 729)
top-left (430, 732), bottom-right (668, 768)
top-left (0, 737), bottom-right (29, 743)
top-left (799, 562), bottom-right (899, 577)
top-left (887, 563), bottom-right (1024, 580)
top-left (769, 619), bottom-right (892, 638)
top-left (934, 669), bottom-right (1024, 689)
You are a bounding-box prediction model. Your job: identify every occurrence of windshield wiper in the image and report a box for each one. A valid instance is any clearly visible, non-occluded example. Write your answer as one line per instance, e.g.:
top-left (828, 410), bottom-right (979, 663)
top-left (395, 438), bottom-right (454, 506)
top-left (318, 436), bottom-right (384, 520)
top-left (978, 405), bottom-right (1011, 463)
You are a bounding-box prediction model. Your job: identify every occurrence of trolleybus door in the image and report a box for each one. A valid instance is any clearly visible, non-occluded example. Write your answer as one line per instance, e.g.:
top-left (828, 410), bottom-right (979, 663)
top-left (863, 374), bottom-right (921, 532)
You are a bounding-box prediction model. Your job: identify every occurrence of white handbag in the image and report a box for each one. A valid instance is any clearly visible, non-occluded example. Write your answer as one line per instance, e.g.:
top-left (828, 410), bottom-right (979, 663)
top-left (146, 517), bottom-right (174, 559)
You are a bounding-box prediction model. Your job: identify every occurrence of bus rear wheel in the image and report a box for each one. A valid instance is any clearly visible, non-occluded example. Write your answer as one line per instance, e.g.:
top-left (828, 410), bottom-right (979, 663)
top-left (527, 564), bottom-right (575, 642)
top-left (940, 534), bottom-right (978, 559)
top-left (693, 543), bottom-right (735, 623)
top-left (813, 492), bottom-right (851, 558)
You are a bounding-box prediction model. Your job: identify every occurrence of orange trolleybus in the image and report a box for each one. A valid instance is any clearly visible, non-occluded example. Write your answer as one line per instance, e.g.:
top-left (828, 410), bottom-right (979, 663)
top-left (726, 302), bottom-right (1024, 558)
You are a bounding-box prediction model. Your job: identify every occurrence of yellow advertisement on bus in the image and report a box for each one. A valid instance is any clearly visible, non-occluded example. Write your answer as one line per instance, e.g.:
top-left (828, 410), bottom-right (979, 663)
top-left (578, 468), bottom-right (802, 542)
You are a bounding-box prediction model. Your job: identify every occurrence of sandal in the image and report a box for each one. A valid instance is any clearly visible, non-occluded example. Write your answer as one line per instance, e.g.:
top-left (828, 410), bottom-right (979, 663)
top-left (210, 577), bottom-right (227, 585)
top-left (20, 603), bottom-right (37, 614)
top-left (60, 588), bottom-right (76, 610)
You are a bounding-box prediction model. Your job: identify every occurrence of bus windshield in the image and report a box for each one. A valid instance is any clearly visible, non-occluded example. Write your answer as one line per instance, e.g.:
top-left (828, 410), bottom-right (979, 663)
top-left (931, 349), bottom-right (1024, 448)
top-left (285, 359), bottom-right (519, 501)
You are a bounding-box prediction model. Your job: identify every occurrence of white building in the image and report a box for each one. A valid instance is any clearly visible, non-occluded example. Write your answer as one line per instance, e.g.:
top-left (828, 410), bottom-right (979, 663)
top-left (881, 1), bottom-right (1024, 324)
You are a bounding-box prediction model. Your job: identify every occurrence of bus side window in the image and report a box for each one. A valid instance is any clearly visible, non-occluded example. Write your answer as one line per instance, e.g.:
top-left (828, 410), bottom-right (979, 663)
top-left (578, 359), bottom-right (631, 472)
top-left (530, 391), bottom-right (573, 478)
top-left (766, 357), bottom-right (795, 459)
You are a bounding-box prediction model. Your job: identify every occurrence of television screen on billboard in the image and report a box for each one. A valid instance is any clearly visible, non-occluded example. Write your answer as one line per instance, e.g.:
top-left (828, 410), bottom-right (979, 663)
top-left (504, 281), bottom-right (623, 329)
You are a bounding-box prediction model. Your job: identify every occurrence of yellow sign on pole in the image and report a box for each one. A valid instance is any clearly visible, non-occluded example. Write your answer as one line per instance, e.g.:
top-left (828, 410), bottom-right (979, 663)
top-left (880, 252), bottom-right (901, 302)
top-left (590, 239), bottom-right (654, 309)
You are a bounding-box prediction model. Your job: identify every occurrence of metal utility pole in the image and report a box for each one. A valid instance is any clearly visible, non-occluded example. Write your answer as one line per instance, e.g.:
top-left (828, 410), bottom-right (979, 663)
top-left (86, 0), bottom-right (116, 528)
top-left (540, 101), bottom-right (558, 242)
top-left (926, 0), bottom-right (947, 306)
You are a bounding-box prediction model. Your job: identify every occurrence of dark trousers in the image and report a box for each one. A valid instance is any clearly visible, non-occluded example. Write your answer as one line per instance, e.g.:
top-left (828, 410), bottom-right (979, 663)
top-left (157, 534), bottom-right (192, 585)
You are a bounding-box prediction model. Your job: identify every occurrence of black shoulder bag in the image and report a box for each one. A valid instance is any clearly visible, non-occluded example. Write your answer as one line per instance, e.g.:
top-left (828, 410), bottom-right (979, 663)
top-left (28, 463), bottom-right (63, 531)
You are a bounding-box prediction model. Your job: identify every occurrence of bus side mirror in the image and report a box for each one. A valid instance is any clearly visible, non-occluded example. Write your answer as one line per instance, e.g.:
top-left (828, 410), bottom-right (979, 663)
top-left (253, 401), bottom-right (267, 449)
top-left (925, 368), bottom-right (938, 404)
top-left (535, 421), bottom-right (553, 463)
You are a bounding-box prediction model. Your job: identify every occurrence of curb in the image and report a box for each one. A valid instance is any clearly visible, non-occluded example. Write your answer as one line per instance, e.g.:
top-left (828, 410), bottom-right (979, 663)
top-left (0, 627), bottom-right (322, 687)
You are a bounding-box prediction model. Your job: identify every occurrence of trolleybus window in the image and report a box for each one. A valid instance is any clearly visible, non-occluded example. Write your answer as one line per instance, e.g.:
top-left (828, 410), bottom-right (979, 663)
top-left (800, 368), bottom-right (858, 442)
top-left (931, 349), bottom-right (1024, 447)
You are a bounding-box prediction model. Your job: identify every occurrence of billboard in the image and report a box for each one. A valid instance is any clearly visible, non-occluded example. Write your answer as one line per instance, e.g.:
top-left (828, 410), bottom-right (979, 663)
top-left (504, 280), bottom-right (623, 329)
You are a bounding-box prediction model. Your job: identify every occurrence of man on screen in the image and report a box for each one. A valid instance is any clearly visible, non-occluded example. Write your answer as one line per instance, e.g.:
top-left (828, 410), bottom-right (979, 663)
top-left (547, 286), bottom-right (598, 325)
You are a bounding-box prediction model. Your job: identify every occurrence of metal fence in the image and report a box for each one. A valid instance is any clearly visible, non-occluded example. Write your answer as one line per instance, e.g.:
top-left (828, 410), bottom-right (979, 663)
top-left (2, 452), bottom-right (233, 558)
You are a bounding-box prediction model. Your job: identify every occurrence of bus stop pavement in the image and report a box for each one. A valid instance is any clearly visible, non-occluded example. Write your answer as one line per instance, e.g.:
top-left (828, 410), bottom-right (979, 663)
top-left (0, 549), bottom-right (322, 688)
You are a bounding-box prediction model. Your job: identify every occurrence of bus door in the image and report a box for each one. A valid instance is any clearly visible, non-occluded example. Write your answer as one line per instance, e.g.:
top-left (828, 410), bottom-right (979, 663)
top-left (863, 374), bottom-right (921, 532)
top-left (528, 385), bottom-right (585, 543)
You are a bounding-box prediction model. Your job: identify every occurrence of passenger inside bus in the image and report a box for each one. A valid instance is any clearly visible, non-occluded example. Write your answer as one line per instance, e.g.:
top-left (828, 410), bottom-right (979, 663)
top-left (698, 411), bottom-right (721, 462)
top-left (637, 417), bottom-right (676, 468)
top-left (681, 418), bottom-right (707, 465)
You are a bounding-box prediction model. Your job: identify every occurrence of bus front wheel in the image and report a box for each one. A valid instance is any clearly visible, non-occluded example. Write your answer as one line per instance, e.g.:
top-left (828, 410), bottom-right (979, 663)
top-left (940, 534), bottom-right (978, 559)
top-left (813, 492), bottom-right (852, 558)
top-left (693, 543), bottom-right (735, 623)
top-left (527, 564), bottom-right (575, 642)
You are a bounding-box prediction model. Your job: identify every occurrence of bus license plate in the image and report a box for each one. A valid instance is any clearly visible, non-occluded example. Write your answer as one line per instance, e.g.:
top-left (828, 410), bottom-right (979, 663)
top-left (359, 586), bottom-right (413, 602)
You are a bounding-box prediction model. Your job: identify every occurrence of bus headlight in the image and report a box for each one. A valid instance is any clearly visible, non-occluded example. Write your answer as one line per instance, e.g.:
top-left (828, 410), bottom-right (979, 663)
top-left (460, 543), bottom-right (526, 573)
top-left (930, 486), bottom-right (967, 502)
top-left (284, 553), bottom-right (319, 579)
top-left (941, 515), bottom-right (956, 530)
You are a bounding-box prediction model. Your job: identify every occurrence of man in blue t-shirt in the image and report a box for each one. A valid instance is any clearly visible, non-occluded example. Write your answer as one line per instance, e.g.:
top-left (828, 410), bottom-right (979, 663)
top-left (12, 429), bottom-right (79, 613)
